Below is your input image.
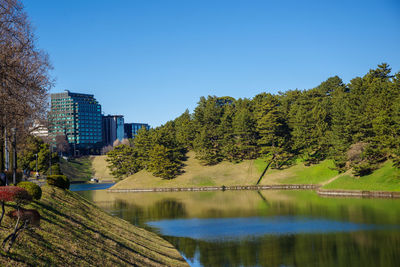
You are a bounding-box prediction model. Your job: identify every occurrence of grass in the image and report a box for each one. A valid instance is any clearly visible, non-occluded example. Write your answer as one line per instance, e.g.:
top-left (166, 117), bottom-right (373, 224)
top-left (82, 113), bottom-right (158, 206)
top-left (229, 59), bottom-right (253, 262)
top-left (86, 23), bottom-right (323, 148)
top-left (0, 185), bottom-right (188, 266)
top-left (111, 152), bottom-right (340, 190)
top-left (322, 161), bottom-right (400, 191)
top-left (111, 151), bottom-right (260, 190)
top-left (104, 150), bottom-right (399, 192)
top-left (60, 156), bottom-right (93, 182)
top-left (258, 159), bottom-right (339, 185)
top-left (91, 155), bottom-right (114, 181)
top-left (60, 156), bottom-right (114, 182)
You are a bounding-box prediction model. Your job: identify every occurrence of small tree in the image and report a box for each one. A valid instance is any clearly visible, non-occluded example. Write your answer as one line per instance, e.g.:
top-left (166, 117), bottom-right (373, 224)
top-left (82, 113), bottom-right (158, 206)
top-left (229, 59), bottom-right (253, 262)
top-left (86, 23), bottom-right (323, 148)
top-left (3, 208), bottom-right (40, 252)
top-left (0, 186), bottom-right (32, 226)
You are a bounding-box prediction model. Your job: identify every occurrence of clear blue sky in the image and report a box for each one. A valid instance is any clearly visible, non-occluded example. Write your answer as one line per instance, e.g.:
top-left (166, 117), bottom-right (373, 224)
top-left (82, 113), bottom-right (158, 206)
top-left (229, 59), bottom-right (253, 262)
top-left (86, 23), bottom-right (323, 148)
top-left (24, 0), bottom-right (400, 127)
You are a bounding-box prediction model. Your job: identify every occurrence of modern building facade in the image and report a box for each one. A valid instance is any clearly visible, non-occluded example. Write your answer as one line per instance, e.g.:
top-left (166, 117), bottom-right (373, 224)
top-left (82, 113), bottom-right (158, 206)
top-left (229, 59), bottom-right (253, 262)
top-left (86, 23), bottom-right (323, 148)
top-left (49, 90), bottom-right (102, 150)
top-left (124, 123), bottom-right (150, 139)
top-left (102, 115), bottom-right (125, 146)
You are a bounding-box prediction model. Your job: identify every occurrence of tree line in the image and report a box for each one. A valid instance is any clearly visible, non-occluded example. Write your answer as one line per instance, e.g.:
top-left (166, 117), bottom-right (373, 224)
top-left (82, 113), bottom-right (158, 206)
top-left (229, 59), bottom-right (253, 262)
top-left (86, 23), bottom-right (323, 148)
top-left (107, 64), bottom-right (400, 179)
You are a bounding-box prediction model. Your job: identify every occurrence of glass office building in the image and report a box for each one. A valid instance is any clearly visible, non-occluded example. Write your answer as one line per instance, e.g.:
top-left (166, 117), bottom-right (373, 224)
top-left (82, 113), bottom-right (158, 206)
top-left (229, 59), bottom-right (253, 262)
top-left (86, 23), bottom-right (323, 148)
top-left (102, 115), bottom-right (125, 146)
top-left (124, 123), bottom-right (150, 139)
top-left (49, 90), bottom-right (102, 148)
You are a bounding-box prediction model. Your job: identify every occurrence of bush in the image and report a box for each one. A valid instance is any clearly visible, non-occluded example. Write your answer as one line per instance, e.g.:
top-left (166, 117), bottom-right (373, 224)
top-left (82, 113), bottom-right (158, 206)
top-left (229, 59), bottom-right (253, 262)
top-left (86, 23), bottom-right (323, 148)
top-left (0, 186), bottom-right (32, 205)
top-left (47, 175), bottom-right (70, 189)
top-left (17, 181), bottom-right (42, 200)
top-left (352, 162), bottom-right (373, 177)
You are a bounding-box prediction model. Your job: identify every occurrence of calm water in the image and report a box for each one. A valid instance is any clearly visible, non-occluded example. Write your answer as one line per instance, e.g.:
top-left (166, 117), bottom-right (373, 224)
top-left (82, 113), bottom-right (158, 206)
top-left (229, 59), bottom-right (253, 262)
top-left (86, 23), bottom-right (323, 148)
top-left (70, 183), bottom-right (114, 191)
top-left (77, 188), bottom-right (400, 267)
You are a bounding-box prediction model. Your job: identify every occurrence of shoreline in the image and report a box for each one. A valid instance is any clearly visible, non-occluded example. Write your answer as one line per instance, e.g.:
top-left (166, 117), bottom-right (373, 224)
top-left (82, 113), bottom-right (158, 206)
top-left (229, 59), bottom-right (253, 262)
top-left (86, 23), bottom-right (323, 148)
top-left (107, 184), bottom-right (400, 199)
top-left (317, 189), bottom-right (400, 198)
top-left (107, 184), bottom-right (319, 192)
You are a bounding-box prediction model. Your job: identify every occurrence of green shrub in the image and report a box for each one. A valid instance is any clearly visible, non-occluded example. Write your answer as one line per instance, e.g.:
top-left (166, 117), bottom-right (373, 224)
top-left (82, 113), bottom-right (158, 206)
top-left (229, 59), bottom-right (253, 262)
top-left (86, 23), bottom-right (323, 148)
top-left (352, 162), bottom-right (373, 177)
top-left (47, 175), bottom-right (70, 189)
top-left (17, 181), bottom-right (42, 200)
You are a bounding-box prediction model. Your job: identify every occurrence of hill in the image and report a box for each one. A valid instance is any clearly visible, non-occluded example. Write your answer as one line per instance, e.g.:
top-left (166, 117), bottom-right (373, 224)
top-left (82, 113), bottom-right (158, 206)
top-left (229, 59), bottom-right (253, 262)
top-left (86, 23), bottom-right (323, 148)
top-left (60, 156), bottom-right (114, 182)
top-left (321, 161), bottom-right (400, 191)
top-left (110, 152), bottom-right (339, 190)
top-left (0, 185), bottom-right (188, 266)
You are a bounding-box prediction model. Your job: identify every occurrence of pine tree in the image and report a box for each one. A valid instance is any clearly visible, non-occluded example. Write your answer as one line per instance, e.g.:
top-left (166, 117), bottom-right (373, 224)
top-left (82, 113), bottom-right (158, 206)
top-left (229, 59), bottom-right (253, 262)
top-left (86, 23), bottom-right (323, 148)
top-left (148, 144), bottom-right (181, 179)
top-left (254, 93), bottom-right (291, 168)
top-left (106, 144), bottom-right (142, 178)
top-left (232, 99), bottom-right (258, 160)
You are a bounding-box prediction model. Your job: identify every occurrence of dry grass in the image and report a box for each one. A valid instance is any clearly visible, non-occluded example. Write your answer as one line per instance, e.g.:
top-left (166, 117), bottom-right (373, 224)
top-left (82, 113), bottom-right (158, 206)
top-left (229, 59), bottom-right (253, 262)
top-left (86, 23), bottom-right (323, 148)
top-left (0, 185), bottom-right (188, 266)
top-left (111, 151), bottom-right (260, 190)
top-left (91, 155), bottom-right (114, 181)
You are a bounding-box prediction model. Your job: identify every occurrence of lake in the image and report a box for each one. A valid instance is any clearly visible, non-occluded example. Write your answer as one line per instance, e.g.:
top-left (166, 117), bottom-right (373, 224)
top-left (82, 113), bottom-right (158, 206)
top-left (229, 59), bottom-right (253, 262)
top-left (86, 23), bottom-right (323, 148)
top-left (76, 187), bottom-right (400, 267)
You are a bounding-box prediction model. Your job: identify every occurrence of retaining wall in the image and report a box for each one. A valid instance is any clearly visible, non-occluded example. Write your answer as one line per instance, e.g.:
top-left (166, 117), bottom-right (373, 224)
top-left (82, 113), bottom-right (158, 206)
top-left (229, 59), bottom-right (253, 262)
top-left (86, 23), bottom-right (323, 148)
top-left (107, 184), bottom-right (319, 193)
top-left (317, 189), bottom-right (400, 198)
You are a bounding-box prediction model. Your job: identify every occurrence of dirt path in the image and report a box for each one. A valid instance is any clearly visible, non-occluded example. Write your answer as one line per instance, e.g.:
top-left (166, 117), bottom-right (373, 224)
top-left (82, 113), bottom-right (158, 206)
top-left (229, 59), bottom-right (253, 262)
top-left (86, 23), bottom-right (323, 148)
top-left (320, 169), bottom-right (352, 186)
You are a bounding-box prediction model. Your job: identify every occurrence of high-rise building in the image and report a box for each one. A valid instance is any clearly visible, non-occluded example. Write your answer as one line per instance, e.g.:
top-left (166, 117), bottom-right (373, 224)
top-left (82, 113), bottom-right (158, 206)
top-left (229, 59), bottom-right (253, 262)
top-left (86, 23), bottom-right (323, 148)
top-left (124, 123), bottom-right (150, 139)
top-left (102, 115), bottom-right (125, 146)
top-left (49, 90), bottom-right (102, 149)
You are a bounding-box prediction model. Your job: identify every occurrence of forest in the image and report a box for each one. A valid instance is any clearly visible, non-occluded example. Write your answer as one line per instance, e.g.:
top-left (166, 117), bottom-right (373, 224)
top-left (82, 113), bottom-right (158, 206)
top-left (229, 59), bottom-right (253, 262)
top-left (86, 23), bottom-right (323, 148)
top-left (107, 64), bottom-right (400, 179)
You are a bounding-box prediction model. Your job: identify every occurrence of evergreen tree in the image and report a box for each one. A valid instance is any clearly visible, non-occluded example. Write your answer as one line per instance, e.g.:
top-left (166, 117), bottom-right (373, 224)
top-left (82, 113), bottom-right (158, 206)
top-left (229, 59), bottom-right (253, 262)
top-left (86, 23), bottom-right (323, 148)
top-left (106, 144), bottom-right (142, 178)
top-left (232, 99), bottom-right (258, 160)
top-left (193, 96), bottom-right (233, 165)
top-left (148, 144), bottom-right (181, 179)
top-left (254, 93), bottom-right (291, 168)
top-left (174, 109), bottom-right (196, 149)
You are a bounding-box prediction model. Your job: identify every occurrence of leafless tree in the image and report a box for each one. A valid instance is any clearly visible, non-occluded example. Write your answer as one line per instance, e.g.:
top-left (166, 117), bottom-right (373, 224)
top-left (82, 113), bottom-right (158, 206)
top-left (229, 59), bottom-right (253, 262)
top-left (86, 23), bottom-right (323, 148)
top-left (55, 135), bottom-right (70, 155)
top-left (121, 138), bottom-right (130, 146)
top-left (0, 0), bottom-right (52, 176)
top-left (112, 139), bottom-right (121, 147)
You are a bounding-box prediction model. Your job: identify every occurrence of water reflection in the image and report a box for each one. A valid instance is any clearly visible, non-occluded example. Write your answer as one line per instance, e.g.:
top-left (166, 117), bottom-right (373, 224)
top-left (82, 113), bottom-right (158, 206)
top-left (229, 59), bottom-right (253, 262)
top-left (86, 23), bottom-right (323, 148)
top-left (148, 216), bottom-right (384, 240)
top-left (78, 189), bottom-right (400, 267)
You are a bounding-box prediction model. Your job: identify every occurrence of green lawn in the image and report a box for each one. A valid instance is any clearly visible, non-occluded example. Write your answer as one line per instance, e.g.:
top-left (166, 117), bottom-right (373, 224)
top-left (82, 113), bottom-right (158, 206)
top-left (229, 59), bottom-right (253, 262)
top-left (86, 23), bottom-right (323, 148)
top-left (259, 159), bottom-right (339, 185)
top-left (322, 161), bottom-right (400, 191)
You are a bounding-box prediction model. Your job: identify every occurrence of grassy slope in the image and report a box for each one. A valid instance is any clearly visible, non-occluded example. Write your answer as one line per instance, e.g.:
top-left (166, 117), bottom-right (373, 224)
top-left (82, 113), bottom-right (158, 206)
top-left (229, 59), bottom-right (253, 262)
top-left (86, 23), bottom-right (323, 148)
top-left (258, 159), bottom-right (339, 185)
top-left (91, 155), bottom-right (114, 181)
top-left (60, 156), bottom-right (114, 182)
top-left (0, 185), bottom-right (187, 267)
top-left (112, 151), bottom-right (260, 189)
top-left (60, 157), bottom-right (93, 182)
top-left (322, 161), bottom-right (400, 191)
top-left (111, 152), bottom-right (339, 190)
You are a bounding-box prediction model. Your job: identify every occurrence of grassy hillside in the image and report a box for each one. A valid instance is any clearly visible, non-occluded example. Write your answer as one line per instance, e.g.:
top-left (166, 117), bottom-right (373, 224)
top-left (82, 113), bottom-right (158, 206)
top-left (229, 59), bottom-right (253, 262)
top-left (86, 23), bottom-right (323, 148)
top-left (60, 156), bottom-right (93, 182)
top-left (91, 155), bottom-right (113, 181)
top-left (111, 152), bottom-right (339, 190)
top-left (111, 151), bottom-right (260, 189)
top-left (322, 161), bottom-right (400, 191)
top-left (258, 159), bottom-right (339, 185)
top-left (60, 156), bottom-right (114, 182)
top-left (0, 185), bottom-right (188, 266)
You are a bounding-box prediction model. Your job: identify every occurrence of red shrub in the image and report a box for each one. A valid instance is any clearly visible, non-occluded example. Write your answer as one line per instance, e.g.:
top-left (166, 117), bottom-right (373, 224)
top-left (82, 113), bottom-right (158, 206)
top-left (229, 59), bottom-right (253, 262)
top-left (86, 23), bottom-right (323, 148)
top-left (0, 186), bottom-right (32, 204)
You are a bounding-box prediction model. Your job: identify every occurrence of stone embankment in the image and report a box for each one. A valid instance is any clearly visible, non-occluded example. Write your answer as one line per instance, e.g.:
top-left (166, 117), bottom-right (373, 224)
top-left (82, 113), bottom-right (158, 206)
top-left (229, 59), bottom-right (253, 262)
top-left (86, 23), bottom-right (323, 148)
top-left (317, 189), bottom-right (400, 198)
top-left (108, 184), bottom-right (319, 193)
